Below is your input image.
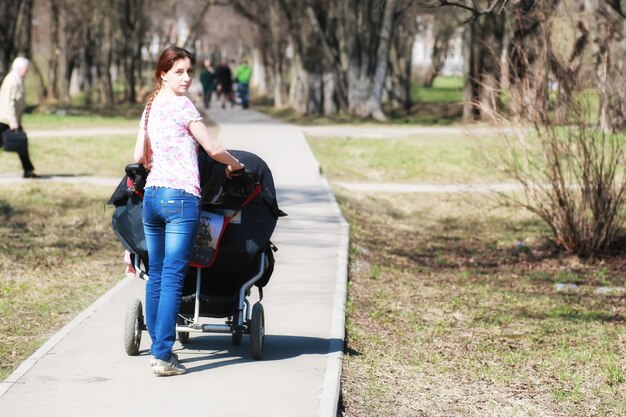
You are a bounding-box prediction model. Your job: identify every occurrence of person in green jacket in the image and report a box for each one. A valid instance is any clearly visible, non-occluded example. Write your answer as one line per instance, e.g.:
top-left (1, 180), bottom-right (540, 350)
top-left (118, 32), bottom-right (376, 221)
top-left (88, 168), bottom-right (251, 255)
top-left (199, 59), bottom-right (215, 109)
top-left (234, 58), bottom-right (252, 109)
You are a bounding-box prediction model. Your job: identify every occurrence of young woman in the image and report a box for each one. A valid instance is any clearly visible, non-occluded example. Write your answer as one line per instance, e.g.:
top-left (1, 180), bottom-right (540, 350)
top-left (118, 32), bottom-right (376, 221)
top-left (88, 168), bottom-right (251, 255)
top-left (134, 46), bottom-right (244, 376)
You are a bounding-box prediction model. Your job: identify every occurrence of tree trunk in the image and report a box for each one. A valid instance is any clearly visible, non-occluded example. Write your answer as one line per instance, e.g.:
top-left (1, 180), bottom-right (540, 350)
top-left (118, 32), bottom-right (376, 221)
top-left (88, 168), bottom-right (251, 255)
top-left (251, 47), bottom-right (267, 96)
top-left (0, 0), bottom-right (33, 81)
top-left (507, 1), bottom-right (559, 124)
top-left (548, 10), bottom-right (587, 124)
top-left (584, 0), bottom-right (626, 131)
top-left (289, 51), bottom-right (310, 114)
top-left (48, 0), bottom-right (61, 101)
top-left (268, 0), bottom-right (289, 107)
top-left (58, 9), bottom-right (70, 103)
top-left (462, 13), bottom-right (505, 121)
top-left (363, 0), bottom-right (396, 121)
top-left (423, 37), bottom-right (447, 88)
top-left (94, 8), bottom-right (114, 105)
top-left (423, 17), bottom-right (458, 88)
top-left (83, 29), bottom-right (96, 106)
top-left (121, 0), bottom-right (146, 103)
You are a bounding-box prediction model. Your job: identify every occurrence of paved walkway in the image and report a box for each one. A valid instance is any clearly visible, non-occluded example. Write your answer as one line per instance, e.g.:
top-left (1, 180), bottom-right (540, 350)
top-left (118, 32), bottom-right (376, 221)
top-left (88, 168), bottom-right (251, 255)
top-left (0, 107), bottom-right (349, 417)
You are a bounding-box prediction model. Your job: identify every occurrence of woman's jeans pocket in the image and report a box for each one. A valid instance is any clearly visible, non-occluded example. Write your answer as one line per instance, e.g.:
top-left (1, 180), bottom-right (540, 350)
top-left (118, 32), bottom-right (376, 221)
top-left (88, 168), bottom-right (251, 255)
top-left (142, 187), bottom-right (201, 261)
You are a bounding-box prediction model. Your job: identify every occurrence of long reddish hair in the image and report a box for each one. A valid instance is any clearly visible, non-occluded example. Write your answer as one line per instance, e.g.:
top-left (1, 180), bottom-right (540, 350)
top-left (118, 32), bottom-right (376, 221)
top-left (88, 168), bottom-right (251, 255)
top-left (142, 46), bottom-right (196, 170)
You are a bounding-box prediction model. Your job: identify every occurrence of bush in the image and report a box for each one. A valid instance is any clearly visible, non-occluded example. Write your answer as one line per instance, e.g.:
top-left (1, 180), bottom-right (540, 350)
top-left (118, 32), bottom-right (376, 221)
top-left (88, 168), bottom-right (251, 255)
top-left (488, 99), bottom-right (626, 258)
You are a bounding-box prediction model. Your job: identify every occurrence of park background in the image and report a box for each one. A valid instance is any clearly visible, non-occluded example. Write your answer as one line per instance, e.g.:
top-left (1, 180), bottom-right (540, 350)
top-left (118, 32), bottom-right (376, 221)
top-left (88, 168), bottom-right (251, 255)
top-left (1, 1), bottom-right (625, 416)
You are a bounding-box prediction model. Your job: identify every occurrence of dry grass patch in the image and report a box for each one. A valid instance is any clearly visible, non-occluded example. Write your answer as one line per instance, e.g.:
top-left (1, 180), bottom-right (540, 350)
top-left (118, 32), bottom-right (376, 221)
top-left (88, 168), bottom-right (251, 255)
top-left (338, 190), bottom-right (625, 417)
top-left (0, 183), bottom-right (122, 380)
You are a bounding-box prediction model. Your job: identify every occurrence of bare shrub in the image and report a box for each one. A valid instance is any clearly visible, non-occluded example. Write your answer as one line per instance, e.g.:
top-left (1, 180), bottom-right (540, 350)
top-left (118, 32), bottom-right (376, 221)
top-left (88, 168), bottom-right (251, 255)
top-left (486, 98), bottom-right (626, 258)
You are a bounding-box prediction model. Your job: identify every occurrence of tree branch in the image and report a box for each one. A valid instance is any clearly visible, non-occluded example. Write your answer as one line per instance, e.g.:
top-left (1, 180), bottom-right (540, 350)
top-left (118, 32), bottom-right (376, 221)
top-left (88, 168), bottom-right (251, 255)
top-left (182, 0), bottom-right (217, 48)
top-left (428, 0), bottom-right (510, 22)
top-left (304, 4), bottom-right (339, 63)
top-left (604, 0), bottom-right (626, 19)
top-left (231, 0), bottom-right (261, 24)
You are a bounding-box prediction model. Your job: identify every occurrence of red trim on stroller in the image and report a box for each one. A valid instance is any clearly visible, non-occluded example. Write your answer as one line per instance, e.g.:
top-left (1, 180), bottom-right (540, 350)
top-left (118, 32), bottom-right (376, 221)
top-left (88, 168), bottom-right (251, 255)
top-left (127, 176), bottom-right (144, 198)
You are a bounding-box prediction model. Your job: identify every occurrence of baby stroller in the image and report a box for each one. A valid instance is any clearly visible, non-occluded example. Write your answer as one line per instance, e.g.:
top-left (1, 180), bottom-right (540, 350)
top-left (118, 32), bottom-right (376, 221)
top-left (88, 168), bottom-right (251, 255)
top-left (108, 150), bottom-right (286, 360)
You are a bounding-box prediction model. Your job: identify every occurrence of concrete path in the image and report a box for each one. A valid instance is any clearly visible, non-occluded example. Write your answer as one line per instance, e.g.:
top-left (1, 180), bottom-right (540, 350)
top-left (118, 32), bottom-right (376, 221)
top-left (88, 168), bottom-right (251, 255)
top-left (0, 107), bottom-right (349, 417)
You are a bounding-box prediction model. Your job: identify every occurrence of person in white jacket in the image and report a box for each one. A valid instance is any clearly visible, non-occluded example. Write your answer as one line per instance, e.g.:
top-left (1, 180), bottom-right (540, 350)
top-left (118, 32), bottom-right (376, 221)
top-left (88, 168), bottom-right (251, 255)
top-left (0, 57), bottom-right (38, 178)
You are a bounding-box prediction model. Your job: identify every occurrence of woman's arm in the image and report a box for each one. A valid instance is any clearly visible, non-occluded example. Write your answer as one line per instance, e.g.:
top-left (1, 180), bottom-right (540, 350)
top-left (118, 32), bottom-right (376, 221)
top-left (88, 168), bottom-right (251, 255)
top-left (133, 130), bottom-right (144, 163)
top-left (189, 120), bottom-right (244, 171)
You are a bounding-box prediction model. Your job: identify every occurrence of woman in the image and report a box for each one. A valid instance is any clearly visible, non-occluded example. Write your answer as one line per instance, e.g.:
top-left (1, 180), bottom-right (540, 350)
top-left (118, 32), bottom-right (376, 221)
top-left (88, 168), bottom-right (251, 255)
top-left (134, 46), bottom-right (244, 376)
top-left (0, 57), bottom-right (39, 178)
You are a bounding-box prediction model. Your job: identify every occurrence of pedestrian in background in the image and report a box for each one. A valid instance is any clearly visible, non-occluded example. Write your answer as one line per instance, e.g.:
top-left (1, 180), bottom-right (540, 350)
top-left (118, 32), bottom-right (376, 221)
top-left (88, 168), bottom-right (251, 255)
top-left (133, 46), bottom-right (244, 376)
top-left (214, 58), bottom-right (233, 109)
top-left (234, 58), bottom-right (252, 109)
top-left (0, 57), bottom-right (39, 178)
top-left (199, 59), bottom-right (215, 109)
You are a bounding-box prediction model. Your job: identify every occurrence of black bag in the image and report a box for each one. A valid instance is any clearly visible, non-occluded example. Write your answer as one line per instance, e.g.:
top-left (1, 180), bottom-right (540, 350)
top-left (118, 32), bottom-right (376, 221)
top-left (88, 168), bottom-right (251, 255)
top-left (2, 130), bottom-right (28, 152)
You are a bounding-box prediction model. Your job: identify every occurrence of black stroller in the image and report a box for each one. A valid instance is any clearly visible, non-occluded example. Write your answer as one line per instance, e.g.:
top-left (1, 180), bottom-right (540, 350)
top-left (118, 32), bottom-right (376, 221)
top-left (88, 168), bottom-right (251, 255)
top-left (108, 150), bottom-right (285, 360)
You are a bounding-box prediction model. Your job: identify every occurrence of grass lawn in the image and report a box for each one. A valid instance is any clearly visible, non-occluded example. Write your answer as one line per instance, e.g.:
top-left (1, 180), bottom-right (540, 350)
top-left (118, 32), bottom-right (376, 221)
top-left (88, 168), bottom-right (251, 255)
top-left (411, 76), bottom-right (464, 104)
top-left (306, 134), bottom-right (507, 184)
top-left (0, 135), bottom-right (136, 178)
top-left (23, 112), bottom-right (139, 130)
top-left (0, 184), bottom-right (123, 381)
top-left (0, 111), bottom-right (139, 380)
top-left (336, 190), bottom-right (625, 416)
top-left (305, 131), bottom-right (626, 416)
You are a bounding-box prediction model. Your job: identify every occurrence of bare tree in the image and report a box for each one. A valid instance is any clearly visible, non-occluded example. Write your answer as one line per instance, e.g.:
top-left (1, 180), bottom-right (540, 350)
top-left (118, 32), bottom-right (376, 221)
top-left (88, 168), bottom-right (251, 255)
top-left (389, 2), bottom-right (420, 111)
top-left (231, 0), bottom-right (420, 119)
top-left (0, 0), bottom-right (34, 81)
top-left (583, 0), bottom-right (626, 132)
top-left (231, 0), bottom-right (290, 107)
top-left (119, 0), bottom-right (148, 103)
top-left (422, 9), bottom-right (461, 88)
top-left (506, 1), bottom-right (561, 124)
top-left (462, 11), bottom-right (505, 120)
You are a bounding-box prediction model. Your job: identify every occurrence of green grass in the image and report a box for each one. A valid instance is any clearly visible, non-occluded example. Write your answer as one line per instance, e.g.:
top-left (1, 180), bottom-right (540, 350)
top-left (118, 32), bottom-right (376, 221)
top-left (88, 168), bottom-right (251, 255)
top-left (306, 134), bottom-right (506, 183)
top-left (23, 112), bottom-right (139, 130)
top-left (0, 135), bottom-right (135, 178)
top-left (0, 184), bottom-right (123, 381)
top-left (338, 190), bottom-right (626, 416)
top-left (411, 76), bottom-right (464, 104)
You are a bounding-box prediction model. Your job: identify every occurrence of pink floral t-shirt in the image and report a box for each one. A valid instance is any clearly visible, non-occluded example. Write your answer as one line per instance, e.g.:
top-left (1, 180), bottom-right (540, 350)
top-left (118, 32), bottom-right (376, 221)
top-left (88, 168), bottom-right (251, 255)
top-left (140, 95), bottom-right (203, 197)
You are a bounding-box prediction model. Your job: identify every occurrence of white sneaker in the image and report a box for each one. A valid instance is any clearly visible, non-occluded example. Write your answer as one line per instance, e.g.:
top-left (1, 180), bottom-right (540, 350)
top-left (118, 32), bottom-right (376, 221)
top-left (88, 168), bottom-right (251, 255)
top-left (153, 354), bottom-right (186, 376)
top-left (150, 352), bottom-right (178, 367)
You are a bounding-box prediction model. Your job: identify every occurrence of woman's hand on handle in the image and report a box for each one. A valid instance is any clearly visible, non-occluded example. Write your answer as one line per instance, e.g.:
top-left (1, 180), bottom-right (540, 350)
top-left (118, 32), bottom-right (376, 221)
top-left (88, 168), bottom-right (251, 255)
top-left (225, 163), bottom-right (245, 179)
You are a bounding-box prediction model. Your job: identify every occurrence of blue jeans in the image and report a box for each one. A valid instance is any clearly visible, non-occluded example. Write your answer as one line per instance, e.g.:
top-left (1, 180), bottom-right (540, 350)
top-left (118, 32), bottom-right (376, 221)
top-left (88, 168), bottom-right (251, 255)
top-left (238, 82), bottom-right (249, 108)
top-left (142, 187), bottom-right (200, 360)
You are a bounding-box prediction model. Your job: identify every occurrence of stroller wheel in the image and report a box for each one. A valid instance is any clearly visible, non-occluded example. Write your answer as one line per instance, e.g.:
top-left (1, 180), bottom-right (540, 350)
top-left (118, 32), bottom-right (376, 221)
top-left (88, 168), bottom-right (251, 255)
top-left (177, 315), bottom-right (190, 344)
top-left (250, 303), bottom-right (265, 360)
top-left (124, 298), bottom-right (143, 356)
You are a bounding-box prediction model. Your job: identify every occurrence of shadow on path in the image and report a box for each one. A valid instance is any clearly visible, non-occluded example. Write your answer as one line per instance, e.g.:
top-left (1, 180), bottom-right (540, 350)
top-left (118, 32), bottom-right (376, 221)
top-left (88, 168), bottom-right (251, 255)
top-left (135, 334), bottom-right (341, 374)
